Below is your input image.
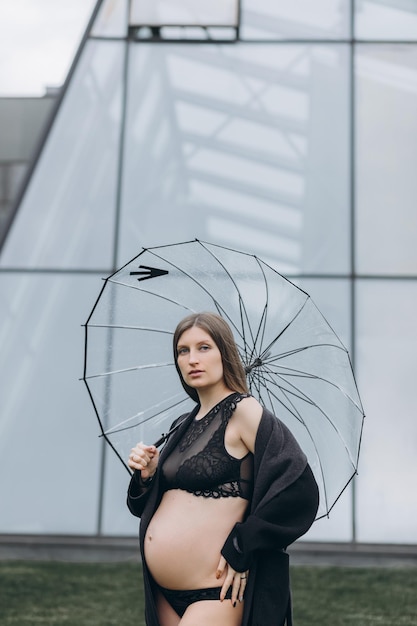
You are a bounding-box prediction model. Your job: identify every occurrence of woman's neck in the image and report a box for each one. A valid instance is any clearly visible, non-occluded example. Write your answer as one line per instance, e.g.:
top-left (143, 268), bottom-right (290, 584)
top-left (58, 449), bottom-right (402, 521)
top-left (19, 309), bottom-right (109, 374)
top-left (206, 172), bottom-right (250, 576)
top-left (195, 385), bottom-right (234, 418)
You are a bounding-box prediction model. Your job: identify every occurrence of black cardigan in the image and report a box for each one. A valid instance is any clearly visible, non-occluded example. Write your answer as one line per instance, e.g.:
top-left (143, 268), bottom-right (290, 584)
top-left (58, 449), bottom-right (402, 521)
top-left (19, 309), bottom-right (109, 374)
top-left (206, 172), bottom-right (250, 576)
top-left (127, 406), bottom-right (319, 626)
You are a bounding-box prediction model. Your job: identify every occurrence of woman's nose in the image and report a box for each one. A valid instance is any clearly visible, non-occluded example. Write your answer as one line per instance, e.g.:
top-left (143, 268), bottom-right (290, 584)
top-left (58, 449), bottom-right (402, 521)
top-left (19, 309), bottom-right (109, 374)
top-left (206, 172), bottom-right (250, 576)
top-left (188, 349), bottom-right (198, 363)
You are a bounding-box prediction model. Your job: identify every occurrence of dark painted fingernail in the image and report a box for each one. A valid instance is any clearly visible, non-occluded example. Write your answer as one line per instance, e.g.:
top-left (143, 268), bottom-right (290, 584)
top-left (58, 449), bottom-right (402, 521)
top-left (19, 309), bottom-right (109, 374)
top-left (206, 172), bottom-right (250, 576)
top-left (233, 601), bottom-right (237, 607)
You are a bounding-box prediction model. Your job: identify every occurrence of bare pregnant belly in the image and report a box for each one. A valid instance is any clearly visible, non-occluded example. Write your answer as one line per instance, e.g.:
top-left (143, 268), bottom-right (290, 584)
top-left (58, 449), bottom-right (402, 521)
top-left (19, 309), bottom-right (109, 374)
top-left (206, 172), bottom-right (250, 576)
top-left (144, 489), bottom-right (248, 590)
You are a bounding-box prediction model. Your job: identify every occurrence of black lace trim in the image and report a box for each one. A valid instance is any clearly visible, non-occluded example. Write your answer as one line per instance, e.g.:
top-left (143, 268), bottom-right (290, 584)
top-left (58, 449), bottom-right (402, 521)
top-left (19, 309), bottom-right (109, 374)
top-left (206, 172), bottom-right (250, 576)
top-left (179, 392), bottom-right (248, 452)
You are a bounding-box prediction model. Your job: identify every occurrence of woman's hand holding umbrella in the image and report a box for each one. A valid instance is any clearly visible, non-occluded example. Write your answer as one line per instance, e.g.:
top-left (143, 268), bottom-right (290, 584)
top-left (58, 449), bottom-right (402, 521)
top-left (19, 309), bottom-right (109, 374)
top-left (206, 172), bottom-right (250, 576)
top-left (128, 443), bottom-right (159, 481)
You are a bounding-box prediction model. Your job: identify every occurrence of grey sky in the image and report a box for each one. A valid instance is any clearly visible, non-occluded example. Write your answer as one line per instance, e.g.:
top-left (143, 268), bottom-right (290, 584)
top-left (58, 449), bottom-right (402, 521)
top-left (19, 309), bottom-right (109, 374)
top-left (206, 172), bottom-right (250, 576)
top-left (0, 0), bottom-right (96, 96)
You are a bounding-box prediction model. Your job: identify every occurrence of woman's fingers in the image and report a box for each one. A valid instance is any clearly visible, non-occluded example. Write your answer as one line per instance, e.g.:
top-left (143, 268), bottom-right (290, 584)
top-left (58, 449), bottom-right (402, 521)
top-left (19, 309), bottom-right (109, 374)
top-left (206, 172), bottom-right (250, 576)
top-left (230, 570), bottom-right (248, 605)
top-left (127, 443), bottom-right (159, 475)
top-left (215, 556), bottom-right (226, 580)
top-left (217, 559), bottom-right (249, 605)
top-left (238, 571), bottom-right (248, 602)
top-left (216, 556), bottom-right (234, 602)
top-left (220, 567), bottom-right (235, 602)
top-left (216, 560), bottom-right (249, 605)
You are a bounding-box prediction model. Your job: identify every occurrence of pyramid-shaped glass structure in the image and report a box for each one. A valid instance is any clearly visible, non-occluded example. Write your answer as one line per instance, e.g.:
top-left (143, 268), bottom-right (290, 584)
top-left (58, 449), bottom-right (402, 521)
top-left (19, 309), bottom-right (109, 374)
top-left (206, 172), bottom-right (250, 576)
top-left (2, 0), bottom-right (417, 545)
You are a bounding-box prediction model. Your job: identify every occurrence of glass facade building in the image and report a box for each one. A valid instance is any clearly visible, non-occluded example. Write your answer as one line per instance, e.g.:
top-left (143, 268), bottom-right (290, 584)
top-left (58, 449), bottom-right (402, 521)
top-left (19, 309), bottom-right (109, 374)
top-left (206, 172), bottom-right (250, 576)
top-left (0, 0), bottom-right (416, 544)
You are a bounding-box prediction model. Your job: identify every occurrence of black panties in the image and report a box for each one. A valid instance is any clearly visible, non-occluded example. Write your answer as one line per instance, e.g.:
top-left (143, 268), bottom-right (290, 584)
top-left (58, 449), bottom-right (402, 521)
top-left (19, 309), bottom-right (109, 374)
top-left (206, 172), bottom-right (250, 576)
top-left (160, 585), bottom-right (233, 617)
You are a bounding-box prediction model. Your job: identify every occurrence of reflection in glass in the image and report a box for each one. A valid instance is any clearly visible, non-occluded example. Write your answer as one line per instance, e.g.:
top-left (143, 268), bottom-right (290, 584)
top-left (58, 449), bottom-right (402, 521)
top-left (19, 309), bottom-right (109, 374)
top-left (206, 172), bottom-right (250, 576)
top-left (130, 0), bottom-right (238, 27)
top-left (119, 44), bottom-right (350, 274)
top-left (355, 0), bottom-right (417, 40)
top-left (356, 45), bottom-right (417, 275)
top-left (0, 41), bottom-right (124, 270)
top-left (298, 277), bottom-right (353, 541)
top-left (241, 0), bottom-right (350, 40)
top-left (356, 280), bottom-right (417, 543)
top-left (91, 0), bottom-right (129, 38)
top-left (0, 273), bottom-right (102, 533)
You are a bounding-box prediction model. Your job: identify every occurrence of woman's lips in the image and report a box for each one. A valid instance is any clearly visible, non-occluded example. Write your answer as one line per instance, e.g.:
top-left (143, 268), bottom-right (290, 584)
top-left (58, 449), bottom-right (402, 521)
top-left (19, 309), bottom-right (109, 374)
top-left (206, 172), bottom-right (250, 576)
top-left (189, 370), bottom-right (203, 377)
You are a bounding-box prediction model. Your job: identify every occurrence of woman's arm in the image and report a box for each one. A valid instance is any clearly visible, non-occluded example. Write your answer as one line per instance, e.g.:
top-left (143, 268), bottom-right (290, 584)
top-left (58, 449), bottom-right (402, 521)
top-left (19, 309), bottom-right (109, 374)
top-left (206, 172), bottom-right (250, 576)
top-left (222, 401), bottom-right (319, 570)
top-left (126, 413), bottom-right (190, 518)
top-left (221, 465), bottom-right (319, 570)
top-left (126, 442), bottom-right (159, 517)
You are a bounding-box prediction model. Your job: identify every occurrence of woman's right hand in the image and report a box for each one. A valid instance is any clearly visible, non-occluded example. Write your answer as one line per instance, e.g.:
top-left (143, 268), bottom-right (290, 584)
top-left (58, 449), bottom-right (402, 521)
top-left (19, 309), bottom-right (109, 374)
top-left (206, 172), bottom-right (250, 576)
top-left (128, 442), bottom-right (159, 480)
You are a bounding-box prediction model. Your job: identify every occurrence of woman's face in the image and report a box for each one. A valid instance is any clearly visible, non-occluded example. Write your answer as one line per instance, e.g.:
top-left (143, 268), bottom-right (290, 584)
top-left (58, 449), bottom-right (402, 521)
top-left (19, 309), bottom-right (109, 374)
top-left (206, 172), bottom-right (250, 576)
top-left (176, 325), bottom-right (225, 393)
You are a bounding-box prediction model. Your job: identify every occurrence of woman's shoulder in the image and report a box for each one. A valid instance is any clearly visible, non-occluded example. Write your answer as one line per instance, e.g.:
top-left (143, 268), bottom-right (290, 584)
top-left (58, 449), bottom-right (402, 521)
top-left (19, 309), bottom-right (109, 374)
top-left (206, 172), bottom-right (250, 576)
top-left (233, 394), bottom-right (263, 434)
top-left (235, 393), bottom-right (262, 412)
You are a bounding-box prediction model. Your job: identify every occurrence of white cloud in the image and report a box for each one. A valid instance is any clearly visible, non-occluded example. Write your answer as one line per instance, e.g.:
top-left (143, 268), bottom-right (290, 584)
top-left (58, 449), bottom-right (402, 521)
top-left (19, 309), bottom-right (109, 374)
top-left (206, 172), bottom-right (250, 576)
top-left (0, 0), bottom-right (96, 96)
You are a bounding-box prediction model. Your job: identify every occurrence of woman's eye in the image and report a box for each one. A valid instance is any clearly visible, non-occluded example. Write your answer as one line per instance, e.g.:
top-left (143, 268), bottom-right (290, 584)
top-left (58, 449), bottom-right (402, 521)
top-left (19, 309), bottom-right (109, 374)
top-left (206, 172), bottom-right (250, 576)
top-left (178, 348), bottom-right (188, 355)
top-left (200, 345), bottom-right (210, 351)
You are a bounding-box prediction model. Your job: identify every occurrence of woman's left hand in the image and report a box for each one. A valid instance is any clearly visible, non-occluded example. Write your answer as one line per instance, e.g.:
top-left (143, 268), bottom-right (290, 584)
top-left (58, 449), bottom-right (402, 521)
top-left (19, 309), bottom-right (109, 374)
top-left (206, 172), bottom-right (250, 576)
top-left (216, 556), bottom-right (248, 605)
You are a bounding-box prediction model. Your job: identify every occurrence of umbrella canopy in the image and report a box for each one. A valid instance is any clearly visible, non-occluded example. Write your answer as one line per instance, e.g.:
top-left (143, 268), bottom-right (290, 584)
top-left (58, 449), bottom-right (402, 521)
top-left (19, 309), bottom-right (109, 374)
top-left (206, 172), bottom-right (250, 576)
top-left (83, 239), bottom-right (364, 519)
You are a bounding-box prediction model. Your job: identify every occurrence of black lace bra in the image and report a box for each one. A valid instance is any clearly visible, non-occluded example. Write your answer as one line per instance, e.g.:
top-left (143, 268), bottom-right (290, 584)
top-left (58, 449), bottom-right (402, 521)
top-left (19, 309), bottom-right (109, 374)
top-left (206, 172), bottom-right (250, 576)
top-left (161, 393), bottom-right (254, 500)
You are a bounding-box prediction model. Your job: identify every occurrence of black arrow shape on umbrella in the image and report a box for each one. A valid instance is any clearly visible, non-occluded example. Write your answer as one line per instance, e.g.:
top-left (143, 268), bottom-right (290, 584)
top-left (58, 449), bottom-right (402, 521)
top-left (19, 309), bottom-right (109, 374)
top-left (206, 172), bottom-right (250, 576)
top-left (129, 265), bottom-right (169, 281)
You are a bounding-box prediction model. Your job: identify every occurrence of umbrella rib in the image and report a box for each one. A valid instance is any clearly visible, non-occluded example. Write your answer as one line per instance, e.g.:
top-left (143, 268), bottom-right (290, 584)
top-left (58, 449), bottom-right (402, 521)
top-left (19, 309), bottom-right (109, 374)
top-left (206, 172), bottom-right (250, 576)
top-left (266, 343), bottom-right (348, 362)
top-left (87, 324), bottom-right (173, 333)
top-left (252, 257), bottom-right (270, 360)
top-left (258, 368), bottom-right (311, 421)
top-left (274, 388), bottom-right (329, 512)
top-left (261, 365), bottom-right (358, 468)
top-left (256, 368), bottom-right (330, 512)
top-left (103, 395), bottom-right (190, 435)
top-left (260, 296), bottom-right (310, 358)
top-left (107, 277), bottom-right (195, 313)
top-left (265, 361), bottom-right (364, 413)
top-left (197, 241), bottom-right (257, 352)
top-left (104, 397), bottom-right (191, 436)
top-left (85, 362), bottom-right (173, 380)
top-left (248, 368), bottom-right (263, 400)
top-left (253, 367), bottom-right (279, 415)
top-left (247, 303), bottom-right (268, 368)
top-left (199, 243), bottom-right (270, 366)
top-left (144, 247), bottom-right (246, 343)
top-left (252, 366), bottom-right (304, 423)
top-left (253, 370), bottom-right (326, 490)
top-left (261, 366), bottom-right (315, 409)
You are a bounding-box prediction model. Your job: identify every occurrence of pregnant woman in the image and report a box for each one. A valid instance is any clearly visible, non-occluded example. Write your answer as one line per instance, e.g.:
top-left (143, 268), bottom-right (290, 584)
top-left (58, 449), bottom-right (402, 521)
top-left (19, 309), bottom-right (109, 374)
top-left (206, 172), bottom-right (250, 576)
top-left (127, 312), bottom-right (319, 626)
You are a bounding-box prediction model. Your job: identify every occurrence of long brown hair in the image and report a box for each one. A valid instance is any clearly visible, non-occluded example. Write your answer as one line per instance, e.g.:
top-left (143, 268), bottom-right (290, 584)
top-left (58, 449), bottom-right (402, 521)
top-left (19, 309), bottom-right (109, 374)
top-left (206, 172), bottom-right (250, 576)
top-left (173, 312), bottom-right (248, 403)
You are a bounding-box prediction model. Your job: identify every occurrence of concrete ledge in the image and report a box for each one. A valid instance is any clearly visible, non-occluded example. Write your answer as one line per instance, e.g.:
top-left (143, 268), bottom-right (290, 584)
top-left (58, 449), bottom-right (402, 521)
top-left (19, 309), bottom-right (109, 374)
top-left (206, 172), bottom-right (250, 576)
top-left (288, 541), bottom-right (417, 568)
top-left (1, 535), bottom-right (417, 567)
top-left (0, 534), bottom-right (141, 563)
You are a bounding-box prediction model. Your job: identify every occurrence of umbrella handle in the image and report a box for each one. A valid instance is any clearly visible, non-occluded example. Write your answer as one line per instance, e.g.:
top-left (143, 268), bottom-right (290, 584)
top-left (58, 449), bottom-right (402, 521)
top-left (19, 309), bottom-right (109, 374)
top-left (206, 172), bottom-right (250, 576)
top-left (153, 415), bottom-right (188, 448)
top-left (153, 433), bottom-right (168, 448)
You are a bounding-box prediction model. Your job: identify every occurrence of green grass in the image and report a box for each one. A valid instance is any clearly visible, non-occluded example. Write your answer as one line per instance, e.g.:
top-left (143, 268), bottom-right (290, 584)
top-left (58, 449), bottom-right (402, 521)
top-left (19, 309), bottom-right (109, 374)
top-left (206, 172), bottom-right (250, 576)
top-left (0, 562), bottom-right (416, 625)
top-left (291, 567), bottom-right (417, 625)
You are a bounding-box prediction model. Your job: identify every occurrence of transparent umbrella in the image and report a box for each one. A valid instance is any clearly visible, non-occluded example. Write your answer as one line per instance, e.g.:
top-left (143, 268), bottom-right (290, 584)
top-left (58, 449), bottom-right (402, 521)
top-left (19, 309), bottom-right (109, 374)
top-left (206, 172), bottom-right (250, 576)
top-left (83, 239), bottom-right (364, 519)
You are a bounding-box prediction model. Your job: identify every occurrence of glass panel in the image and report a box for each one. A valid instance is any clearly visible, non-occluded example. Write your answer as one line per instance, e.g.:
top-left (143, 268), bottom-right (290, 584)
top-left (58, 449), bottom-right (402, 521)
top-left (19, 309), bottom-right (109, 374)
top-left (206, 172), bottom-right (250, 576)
top-left (300, 278), bottom-right (352, 353)
top-left (299, 278), bottom-right (353, 541)
top-left (119, 44), bottom-right (350, 275)
top-left (356, 45), bottom-right (417, 275)
top-left (91, 0), bottom-right (129, 38)
top-left (356, 280), bottom-right (417, 543)
top-left (355, 0), bottom-right (417, 40)
top-left (101, 448), bottom-right (143, 535)
top-left (0, 40), bottom-right (124, 270)
top-left (0, 273), bottom-right (102, 534)
top-left (130, 0), bottom-right (238, 26)
top-left (241, 0), bottom-right (351, 40)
